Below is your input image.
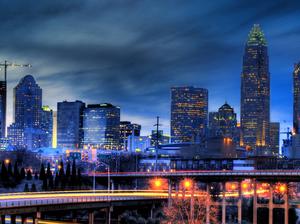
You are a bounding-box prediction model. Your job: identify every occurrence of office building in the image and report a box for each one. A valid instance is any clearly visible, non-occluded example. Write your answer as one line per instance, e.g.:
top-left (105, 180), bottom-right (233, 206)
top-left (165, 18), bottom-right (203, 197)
top-left (293, 62), bottom-right (300, 134)
top-left (8, 75), bottom-right (46, 150)
top-left (269, 122), bottom-right (280, 155)
top-left (52, 111), bottom-right (57, 148)
top-left (120, 121), bottom-right (141, 150)
top-left (171, 86), bottom-right (208, 143)
top-left (209, 102), bottom-right (237, 141)
top-left (41, 105), bottom-right (53, 147)
top-left (83, 103), bottom-right (120, 150)
top-left (128, 135), bottom-right (151, 153)
top-left (240, 24), bottom-right (270, 154)
top-left (57, 100), bottom-right (85, 149)
top-left (150, 130), bottom-right (170, 146)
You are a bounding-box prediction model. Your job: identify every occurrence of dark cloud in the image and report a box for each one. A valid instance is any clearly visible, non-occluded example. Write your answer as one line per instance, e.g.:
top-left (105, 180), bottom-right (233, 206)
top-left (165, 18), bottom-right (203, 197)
top-left (0, 0), bottom-right (300, 135)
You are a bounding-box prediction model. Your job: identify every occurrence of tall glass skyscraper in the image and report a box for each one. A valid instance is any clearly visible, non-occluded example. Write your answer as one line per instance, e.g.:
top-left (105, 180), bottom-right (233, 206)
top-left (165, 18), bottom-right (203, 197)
top-left (83, 103), bottom-right (120, 150)
top-left (57, 100), bottom-right (85, 149)
top-left (293, 62), bottom-right (300, 134)
top-left (240, 24), bottom-right (270, 154)
top-left (8, 75), bottom-right (46, 149)
top-left (171, 86), bottom-right (208, 143)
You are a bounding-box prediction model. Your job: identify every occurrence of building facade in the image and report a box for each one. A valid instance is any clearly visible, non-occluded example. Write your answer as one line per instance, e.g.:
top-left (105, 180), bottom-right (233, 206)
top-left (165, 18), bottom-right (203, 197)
top-left (41, 105), bottom-right (53, 147)
top-left (57, 100), bottom-right (85, 149)
top-left (171, 86), bottom-right (208, 143)
top-left (269, 122), bottom-right (280, 155)
top-left (119, 121), bottom-right (141, 150)
top-left (240, 24), bottom-right (270, 155)
top-left (150, 130), bottom-right (170, 146)
top-left (83, 103), bottom-right (120, 150)
top-left (209, 102), bottom-right (237, 140)
top-left (8, 75), bottom-right (46, 150)
top-left (293, 62), bottom-right (300, 134)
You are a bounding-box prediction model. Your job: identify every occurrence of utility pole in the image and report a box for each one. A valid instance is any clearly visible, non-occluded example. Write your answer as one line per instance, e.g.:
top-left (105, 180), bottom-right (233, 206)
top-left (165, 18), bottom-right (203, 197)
top-left (0, 60), bottom-right (31, 138)
top-left (154, 116), bottom-right (161, 171)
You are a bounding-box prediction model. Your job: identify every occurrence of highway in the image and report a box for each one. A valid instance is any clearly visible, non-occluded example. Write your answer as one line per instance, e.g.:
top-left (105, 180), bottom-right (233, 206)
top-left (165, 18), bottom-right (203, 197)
top-left (0, 190), bottom-right (167, 209)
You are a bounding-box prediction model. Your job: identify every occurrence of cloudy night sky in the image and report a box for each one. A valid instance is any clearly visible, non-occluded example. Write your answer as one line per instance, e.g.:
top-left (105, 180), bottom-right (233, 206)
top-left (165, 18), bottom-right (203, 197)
top-left (0, 0), bottom-right (300, 137)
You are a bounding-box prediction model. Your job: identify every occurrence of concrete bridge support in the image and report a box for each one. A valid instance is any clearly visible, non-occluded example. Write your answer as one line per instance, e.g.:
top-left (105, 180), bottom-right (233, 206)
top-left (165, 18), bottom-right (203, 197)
top-left (206, 183), bottom-right (210, 224)
top-left (269, 184), bottom-right (273, 224)
top-left (237, 182), bottom-right (242, 224)
top-left (221, 182), bottom-right (226, 224)
top-left (284, 187), bottom-right (289, 224)
top-left (10, 215), bottom-right (16, 224)
top-left (168, 179), bottom-right (172, 207)
top-left (34, 212), bottom-right (41, 224)
top-left (253, 179), bottom-right (257, 224)
top-left (88, 211), bottom-right (94, 224)
top-left (1, 215), bottom-right (4, 224)
top-left (21, 216), bottom-right (27, 224)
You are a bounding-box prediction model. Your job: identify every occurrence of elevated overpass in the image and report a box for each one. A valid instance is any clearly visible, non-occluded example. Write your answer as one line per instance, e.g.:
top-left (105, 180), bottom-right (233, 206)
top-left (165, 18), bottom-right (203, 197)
top-left (0, 190), bottom-right (167, 223)
top-left (92, 170), bottom-right (300, 181)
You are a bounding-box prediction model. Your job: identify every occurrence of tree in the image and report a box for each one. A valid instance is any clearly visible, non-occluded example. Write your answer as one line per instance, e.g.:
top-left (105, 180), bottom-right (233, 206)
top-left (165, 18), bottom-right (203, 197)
top-left (71, 159), bottom-right (77, 186)
top-left (42, 178), bottom-right (48, 191)
top-left (66, 162), bottom-right (71, 178)
top-left (49, 176), bottom-right (54, 189)
top-left (1, 161), bottom-right (8, 181)
top-left (77, 168), bottom-right (81, 187)
top-left (54, 172), bottom-right (59, 189)
top-left (26, 169), bottom-right (32, 180)
top-left (7, 162), bottom-right (13, 177)
top-left (46, 163), bottom-right (52, 179)
top-left (34, 172), bottom-right (39, 180)
top-left (24, 183), bottom-right (29, 192)
top-left (13, 161), bottom-right (20, 181)
top-left (31, 183), bottom-right (37, 192)
top-left (39, 164), bottom-right (46, 180)
top-left (20, 168), bottom-right (26, 179)
top-left (162, 190), bottom-right (218, 224)
top-left (59, 161), bottom-right (64, 177)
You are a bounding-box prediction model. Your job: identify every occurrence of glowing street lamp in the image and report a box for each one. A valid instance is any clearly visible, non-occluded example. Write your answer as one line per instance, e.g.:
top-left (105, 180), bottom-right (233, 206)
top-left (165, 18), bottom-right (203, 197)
top-left (183, 179), bottom-right (193, 190)
top-left (154, 179), bottom-right (162, 188)
top-left (4, 159), bottom-right (10, 165)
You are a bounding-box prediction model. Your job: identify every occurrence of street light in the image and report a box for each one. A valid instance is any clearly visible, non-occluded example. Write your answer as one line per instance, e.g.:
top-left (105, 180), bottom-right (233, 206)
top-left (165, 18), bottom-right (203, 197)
top-left (93, 161), bottom-right (110, 193)
top-left (181, 178), bottom-right (195, 222)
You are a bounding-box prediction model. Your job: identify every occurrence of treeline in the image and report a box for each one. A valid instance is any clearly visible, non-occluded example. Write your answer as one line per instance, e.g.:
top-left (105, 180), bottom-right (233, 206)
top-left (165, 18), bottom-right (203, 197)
top-left (0, 161), bottom-right (28, 188)
top-left (0, 160), bottom-right (82, 191)
top-left (39, 160), bottom-right (82, 191)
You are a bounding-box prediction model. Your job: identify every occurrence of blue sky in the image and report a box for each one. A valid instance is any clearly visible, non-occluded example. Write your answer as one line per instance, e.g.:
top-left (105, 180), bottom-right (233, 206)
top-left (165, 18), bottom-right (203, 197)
top-left (0, 0), bottom-right (300, 138)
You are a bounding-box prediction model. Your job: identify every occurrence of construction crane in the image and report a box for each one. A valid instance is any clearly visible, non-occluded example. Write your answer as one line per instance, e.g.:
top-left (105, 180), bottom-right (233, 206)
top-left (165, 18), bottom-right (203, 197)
top-left (0, 60), bottom-right (32, 81)
top-left (0, 60), bottom-right (31, 138)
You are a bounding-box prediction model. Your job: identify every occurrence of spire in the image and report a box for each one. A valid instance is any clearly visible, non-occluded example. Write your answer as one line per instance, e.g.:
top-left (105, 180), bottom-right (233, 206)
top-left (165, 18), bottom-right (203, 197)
top-left (246, 24), bottom-right (267, 46)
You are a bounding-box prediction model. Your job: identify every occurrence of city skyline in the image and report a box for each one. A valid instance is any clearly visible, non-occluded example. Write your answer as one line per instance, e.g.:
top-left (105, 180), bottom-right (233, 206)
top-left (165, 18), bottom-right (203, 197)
top-left (0, 1), bottom-right (300, 137)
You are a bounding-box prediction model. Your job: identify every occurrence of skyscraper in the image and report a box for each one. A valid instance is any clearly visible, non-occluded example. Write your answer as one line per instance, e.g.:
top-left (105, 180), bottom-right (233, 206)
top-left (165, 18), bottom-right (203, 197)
top-left (83, 103), bottom-right (120, 150)
top-left (269, 122), bottom-right (280, 155)
top-left (240, 24), bottom-right (270, 154)
top-left (209, 102), bottom-right (237, 140)
top-left (119, 121), bottom-right (141, 150)
top-left (171, 86), bottom-right (208, 143)
top-left (57, 100), bottom-right (85, 149)
top-left (8, 75), bottom-right (46, 149)
top-left (41, 105), bottom-right (53, 147)
top-left (293, 62), bottom-right (300, 134)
